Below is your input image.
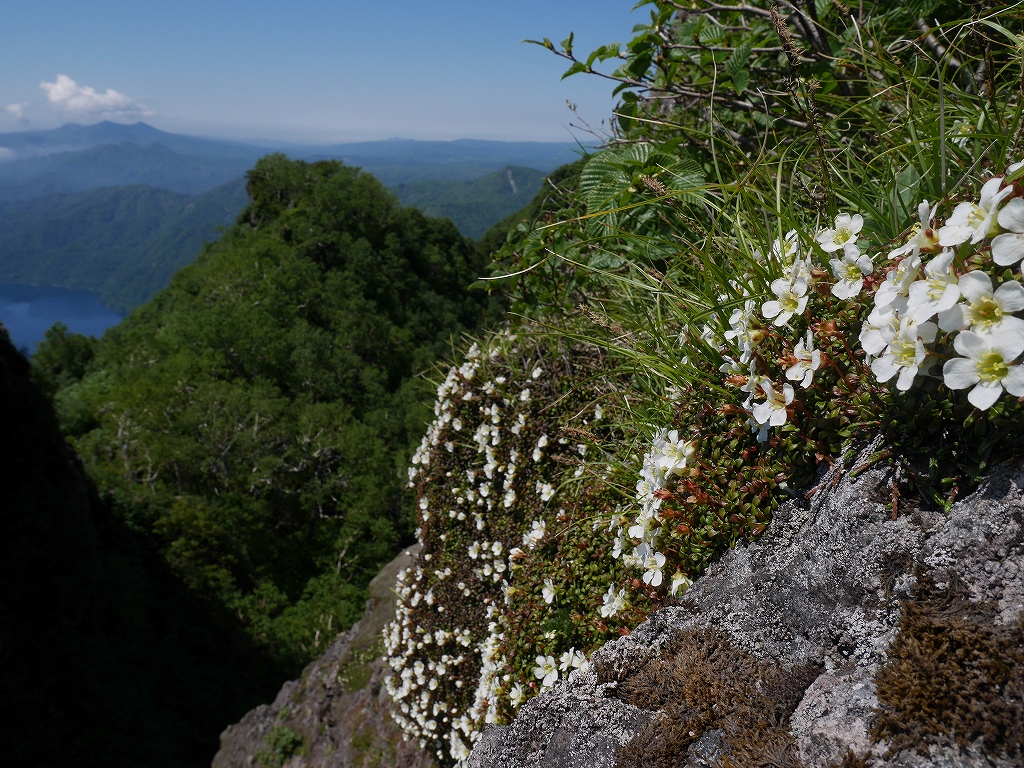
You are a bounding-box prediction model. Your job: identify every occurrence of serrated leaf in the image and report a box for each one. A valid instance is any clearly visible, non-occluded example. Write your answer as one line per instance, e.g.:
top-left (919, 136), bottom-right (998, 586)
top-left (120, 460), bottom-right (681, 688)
top-left (732, 69), bottom-right (750, 95)
top-left (724, 40), bottom-right (753, 77)
top-left (698, 23), bottom-right (724, 44)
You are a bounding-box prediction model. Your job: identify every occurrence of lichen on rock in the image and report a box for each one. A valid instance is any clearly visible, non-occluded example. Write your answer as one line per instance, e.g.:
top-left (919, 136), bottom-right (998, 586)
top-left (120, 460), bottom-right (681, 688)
top-left (467, 445), bottom-right (1024, 768)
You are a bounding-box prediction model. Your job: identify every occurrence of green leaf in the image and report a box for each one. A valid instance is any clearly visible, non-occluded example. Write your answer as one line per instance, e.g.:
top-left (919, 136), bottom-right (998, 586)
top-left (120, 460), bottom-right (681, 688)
top-left (724, 41), bottom-right (752, 78)
top-left (561, 62), bottom-right (589, 80)
top-left (733, 69), bottom-right (750, 95)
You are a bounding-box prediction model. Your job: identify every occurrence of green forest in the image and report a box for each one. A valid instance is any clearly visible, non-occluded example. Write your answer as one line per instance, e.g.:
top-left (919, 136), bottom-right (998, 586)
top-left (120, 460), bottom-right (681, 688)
top-left (6, 1), bottom-right (1024, 766)
top-left (4, 153), bottom-right (511, 766)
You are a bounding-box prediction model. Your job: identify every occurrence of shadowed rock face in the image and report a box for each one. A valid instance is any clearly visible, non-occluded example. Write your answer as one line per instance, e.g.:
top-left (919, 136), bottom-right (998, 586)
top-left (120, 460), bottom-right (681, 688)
top-left (467, 443), bottom-right (1024, 768)
top-left (212, 545), bottom-right (436, 768)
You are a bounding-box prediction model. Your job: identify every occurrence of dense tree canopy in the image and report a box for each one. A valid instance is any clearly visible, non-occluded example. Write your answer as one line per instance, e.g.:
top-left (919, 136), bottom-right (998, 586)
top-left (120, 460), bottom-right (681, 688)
top-left (40, 155), bottom-right (497, 666)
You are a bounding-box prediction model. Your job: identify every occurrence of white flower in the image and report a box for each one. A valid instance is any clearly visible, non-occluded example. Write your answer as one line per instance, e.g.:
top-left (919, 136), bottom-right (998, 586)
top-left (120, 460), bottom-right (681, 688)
top-left (537, 482), bottom-right (554, 501)
top-left (874, 252), bottom-right (922, 311)
top-left (829, 243), bottom-right (873, 299)
top-left (870, 317), bottom-right (937, 390)
top-left (938, 271), bottom-right (1024, 336)
top-left (533, 655), bottom-right (558, 688)
top-left (558, 648), bottom-right (584, 672)
top-left (531, 366), bottom-right (543, 379)
top-left (950, 118), bottom-right (976, 148)
top-left (611, 528), bottom-right (627, 559)
top-left (938, 176), bottom-right (1013, 246)
top-left (656, 430), bottom-right (696, 477)
top-left (859, 304), bottom-right (899, 359)
top-left (642, 551), bottom-right (666, 587)
top-left (992, 197), bottom-right (1024, 269)
top-left (771, 230), bottom-right (800, 264)
top-left (762, 270), bottom-right (809, 327)
top-left (669, 571), bottom-right (692, 596)
top-left (600, 584), bottom-right (627, 617)
top-left (739, 360), bottom-right (767, 410)
top-left (786, 329), bottom-right (822, 388)
top-left (943, 329), bottom-right (1024, 409)
top-left (751, 380), bottom-right (794, 427)
top-left (523, 520), bottom-right (546, 549)
top-left (816, 212), bottom-right (864, 253)
top-left (542, 579), bottom-right (556, 604)
top-left (890, 201), bottom-right (940, 259)
top-left (509, 682), bottom-right (526, 708)
top-left (907, 250), bottom-right (961, 323)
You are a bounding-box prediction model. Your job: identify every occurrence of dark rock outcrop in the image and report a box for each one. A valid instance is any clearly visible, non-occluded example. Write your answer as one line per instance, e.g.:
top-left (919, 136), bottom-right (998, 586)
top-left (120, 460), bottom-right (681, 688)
top-left (213, 546), bottom-right (435, 768)
top-left (468, 443), bottom-right (1024, 768)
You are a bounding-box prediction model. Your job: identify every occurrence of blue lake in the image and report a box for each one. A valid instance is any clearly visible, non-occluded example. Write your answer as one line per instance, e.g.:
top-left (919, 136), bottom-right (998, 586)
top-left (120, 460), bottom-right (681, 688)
top-left (0, 282), bottom-right (124, 354)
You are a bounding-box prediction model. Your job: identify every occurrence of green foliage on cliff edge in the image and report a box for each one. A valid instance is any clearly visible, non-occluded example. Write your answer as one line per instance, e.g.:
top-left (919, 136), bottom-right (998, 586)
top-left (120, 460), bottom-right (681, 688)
top-left (39, 154), bottom-right (498, 669)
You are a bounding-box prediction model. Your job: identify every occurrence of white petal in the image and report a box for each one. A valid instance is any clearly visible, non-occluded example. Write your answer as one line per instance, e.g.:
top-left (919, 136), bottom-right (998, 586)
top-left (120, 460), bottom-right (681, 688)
top-left (953, 329), bottom-right (990, 359)
top-left (938, 223), bottom-right (972, 247)
top-left (938, 304), bottom-right (968, 332)
top-left (988, 326), bottom-right (1024, 362)
top-left (872, 356), bottom-right (899, 383)
top-left (997, 197), bottom-right (1024, 232)
top-left (993, 280), bottom-right (1024, 312)
top-left (979, 176), bottom-right (1010, 210)
top-left (968, 381), bottom-right (1003, 410)
top-left (918, 320), bottom-right (938, 345)
top-left (991, 233), bottom-right (1024, 266)
top-left (943, 357), bottom-right (980, 390)
top-left (958, 271), bottom-right (993, 304)
top-left (1003, 365), bottom-right (1024, 396)
top-left (896, 366), bottom-right (918, 390)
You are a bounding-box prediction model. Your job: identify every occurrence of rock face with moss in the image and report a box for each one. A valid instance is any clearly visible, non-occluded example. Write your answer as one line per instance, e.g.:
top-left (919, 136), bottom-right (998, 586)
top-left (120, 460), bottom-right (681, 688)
top-left (212, 546), bottom-right (435, 768)
top-left (467, 444), bottom-right (1024, 768)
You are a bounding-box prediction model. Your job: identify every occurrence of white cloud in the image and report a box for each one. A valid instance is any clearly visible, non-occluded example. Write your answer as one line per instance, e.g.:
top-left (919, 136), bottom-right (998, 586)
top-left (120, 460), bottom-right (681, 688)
top-left (5, 102), bottom-right (27, 119)
top-left (39, 74), bottom-right (153, 119)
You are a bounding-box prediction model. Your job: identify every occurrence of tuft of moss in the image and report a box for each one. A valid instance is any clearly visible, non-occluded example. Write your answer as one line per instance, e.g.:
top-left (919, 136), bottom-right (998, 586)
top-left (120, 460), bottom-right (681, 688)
top-left (603, 626), bottom-right (818, 768)
top-left (872, 575), bottom-right (1024, 760)
top-left (255, 725), bottom-right (306, 768)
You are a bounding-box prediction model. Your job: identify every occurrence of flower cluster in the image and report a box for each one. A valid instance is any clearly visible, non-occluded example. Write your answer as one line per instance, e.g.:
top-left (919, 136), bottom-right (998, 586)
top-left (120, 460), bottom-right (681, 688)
top-left (861, 168), bottom-right (1024, 409)
top-left (601, 161), bottom-right (1024, 634)
top-left (384, 334), bottom-right (618, 766)
top-left (609, 429), bottom-right (696, 600)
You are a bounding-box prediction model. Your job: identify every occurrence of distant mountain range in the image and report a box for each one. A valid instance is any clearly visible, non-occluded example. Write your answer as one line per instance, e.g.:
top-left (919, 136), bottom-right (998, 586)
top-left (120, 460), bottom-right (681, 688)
top-left (0, 121), bottom-right (582, 189)
top-left (0, 122), bottom-right (582, 309)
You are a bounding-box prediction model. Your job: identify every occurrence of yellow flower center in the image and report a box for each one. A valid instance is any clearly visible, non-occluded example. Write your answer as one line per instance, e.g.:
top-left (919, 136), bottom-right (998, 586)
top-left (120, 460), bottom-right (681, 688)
top-left (841, 262), bottom-right (863, 281)
top-left (968, 296), bottom-right (1003, 328)
top-left (977, 351), bottom-right (1009, 382)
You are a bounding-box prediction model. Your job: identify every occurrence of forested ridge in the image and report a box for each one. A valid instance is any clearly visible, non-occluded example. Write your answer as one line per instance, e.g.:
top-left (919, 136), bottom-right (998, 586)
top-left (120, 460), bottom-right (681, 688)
top-left (2, 152), bottom-right (521, 765)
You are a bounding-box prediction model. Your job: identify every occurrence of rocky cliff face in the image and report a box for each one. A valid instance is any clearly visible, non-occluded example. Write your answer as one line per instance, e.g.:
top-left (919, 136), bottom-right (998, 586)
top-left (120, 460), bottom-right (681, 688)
top-left (212, 546), bottom-right (435, 768)
top-left (467, 443), bottom-right (1024, 768)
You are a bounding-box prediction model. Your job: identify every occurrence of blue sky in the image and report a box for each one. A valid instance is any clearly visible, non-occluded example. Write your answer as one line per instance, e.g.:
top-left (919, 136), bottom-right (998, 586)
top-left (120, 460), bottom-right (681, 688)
top-left (1, 1), bottom-right (645, 143)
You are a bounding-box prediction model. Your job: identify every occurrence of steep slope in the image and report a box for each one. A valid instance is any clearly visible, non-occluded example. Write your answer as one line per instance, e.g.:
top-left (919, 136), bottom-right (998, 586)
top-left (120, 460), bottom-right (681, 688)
top-left (0, 322), bottom-right (287, 768)
top-left (212, 547), bottom-right (435, 768)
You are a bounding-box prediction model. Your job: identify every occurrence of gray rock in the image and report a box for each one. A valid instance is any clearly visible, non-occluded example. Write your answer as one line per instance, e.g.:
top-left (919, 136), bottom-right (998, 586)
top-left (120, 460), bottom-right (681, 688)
top-left (469, 446), bottom-right (1024, 768)
top-left (212, 546), bottom-right (435, 768)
